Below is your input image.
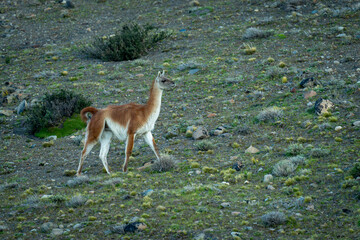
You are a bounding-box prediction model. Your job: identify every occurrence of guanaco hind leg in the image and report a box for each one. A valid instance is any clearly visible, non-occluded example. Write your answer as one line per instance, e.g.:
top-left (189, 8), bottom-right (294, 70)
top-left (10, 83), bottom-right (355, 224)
top-left (143, 132), bottom-right (161, 161)
top-left (99, 131), bottom-right (112, 174)
top-left (123, 134), bottom-right (135, 172)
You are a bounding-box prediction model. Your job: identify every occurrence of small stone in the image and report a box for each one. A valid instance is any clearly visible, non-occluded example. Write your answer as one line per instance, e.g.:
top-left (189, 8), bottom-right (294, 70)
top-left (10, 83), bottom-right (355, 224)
top-left (41, 222), bottom-right (55, 233)
top-left (189, 69), bottom-right (200, 75)
top-left (73, 223), bottom-right (83, 229)
top-left (65, 0), bottom-right (75, 8)
top-left (51, 228), bottom-right (63, 236)
top-left (245, 145), bottom-right (260, 154)
top-left (314, 98), bottom-right (334, 115)
top-left (335, 126), bottom-right (342, 131)
top-left (263, 174), bottom-right (273, 183)
top-left (220, 202), bottom-right (230, 208)
top-left (306, 204), bottom-right (315, 211)
top-left (194, 233), bottom-right (205, 240)
top-left (60, 9), bottom-right (70, 18)
top-left (214, 126), bottom-right (225, 136)
top-left (141, 189), bottom-right (154, 197)
top-left (231, 211), bottom-right (241, 216)
top-left (299, 77), bottom-right (316, 88)
top-left (267, 185), bottom-right (275, 190)
top-left (0, 225), bottom-right (9, 232)
top-left (304, 90), bottom-right (317, 99)
top-left (16, 100), bottom-right (27, 114)
top-left (232, 162), bottom-right (243, 171)
top-left (123, 222), bottom-right (147, 233)
top-left (45, 135), bottom-right (57, 141)
top-left (353, 121), bottom-right (360, 127)
top-left (64, 170), bottom-right (77, 176)
top-left (231, 232), bottom-right (241, 238)
top-left (336, 33), bottom-right (347, 38)
top-left (0, 110), bottom-right (13, 117)
top-left (192, 126), bottom-right (209, 140)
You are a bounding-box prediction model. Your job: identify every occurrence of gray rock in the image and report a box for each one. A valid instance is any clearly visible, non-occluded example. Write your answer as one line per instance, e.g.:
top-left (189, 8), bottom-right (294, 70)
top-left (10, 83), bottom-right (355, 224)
top-left (220, 202), bottom-right (230, 208)
top-left (141, 189), bottom-right (154, 197)
top-left (46, 135), bottom-right (57, 141)
top-left (0, 225), bottom-right (9, 232)
top-left (0, 110), bottom-right (13, 117)
top-left (231, 232), bottom-right (241, 237)
top-left (213, 126), bottom-right (225, 136)
top-left (189, 69), bottom-right (200, 75)
top-left (16, 100), bottom-right (27, 114)
top-left (353, 121), bottom-right (360, 127)
top-left (192, 126), bottom-right (209, 140)
top-left (51, 228), bottom-right (64, 236)
top-left (73, 223), bottom-right (83, 229)
top-left (264, 174), bottom-right (274, 182)
top-left (267, 185), bottom-right (275, 190)
top-left (299, 77), bottom-right (316, 88)
top-left (194, 233), bottom-right (205, 240)
top-left (41, 222), bottom-right (56, 233)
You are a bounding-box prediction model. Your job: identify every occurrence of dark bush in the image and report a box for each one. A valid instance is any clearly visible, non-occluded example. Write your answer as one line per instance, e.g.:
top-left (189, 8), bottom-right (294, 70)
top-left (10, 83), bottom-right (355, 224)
top-left (350, 163), bottom-right (360, 179)
top-left (26, 89), bottom-right (91, 134)
top-left (82, 23), bottom-right (171, 61)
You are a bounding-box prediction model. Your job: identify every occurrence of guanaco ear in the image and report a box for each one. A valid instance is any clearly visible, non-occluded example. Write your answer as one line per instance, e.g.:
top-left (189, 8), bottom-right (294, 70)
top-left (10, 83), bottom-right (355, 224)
top-left (161, 70), bottom-right (165, 76)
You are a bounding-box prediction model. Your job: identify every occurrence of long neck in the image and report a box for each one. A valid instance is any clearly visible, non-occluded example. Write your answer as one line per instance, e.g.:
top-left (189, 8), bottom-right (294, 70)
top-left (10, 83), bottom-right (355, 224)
top-left (145, 80), bottom-right (163, 115)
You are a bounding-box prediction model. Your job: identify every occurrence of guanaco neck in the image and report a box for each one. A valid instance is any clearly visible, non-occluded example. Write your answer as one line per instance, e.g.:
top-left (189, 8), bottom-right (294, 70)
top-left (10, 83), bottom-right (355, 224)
top-left (145, 79), bottom-right (163, 116)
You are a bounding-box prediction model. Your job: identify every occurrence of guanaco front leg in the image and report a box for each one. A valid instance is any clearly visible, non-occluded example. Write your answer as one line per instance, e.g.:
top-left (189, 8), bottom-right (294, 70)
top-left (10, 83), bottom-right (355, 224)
top-left (123, 133), bottom-right (135, 172)
top-left (77, 141), bottom-right (96, 176)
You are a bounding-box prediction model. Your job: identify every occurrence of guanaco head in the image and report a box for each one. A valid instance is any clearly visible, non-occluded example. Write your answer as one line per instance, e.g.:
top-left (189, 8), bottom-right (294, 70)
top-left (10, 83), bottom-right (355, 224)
top-left (156, 70), bottom-right (175, 90)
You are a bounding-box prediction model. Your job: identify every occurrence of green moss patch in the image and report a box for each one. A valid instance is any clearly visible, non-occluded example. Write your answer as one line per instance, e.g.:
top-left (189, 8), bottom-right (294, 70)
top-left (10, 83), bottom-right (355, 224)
top-left (35, 114), bottom-right (85, 138)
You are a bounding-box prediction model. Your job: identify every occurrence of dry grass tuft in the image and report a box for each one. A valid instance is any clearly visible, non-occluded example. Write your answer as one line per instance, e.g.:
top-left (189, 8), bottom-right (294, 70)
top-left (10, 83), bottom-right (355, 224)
top-left (151, 154), bottom-right (176, 172)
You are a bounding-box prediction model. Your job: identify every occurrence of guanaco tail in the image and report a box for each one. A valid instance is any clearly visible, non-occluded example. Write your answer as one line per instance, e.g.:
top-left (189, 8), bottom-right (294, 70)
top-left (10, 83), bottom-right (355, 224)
top-left (77, 70), bottom-right (175, 175)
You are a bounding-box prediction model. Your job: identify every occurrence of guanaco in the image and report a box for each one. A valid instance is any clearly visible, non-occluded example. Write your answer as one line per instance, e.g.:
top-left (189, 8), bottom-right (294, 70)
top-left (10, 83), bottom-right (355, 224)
top-left (77, 71), bottom-right (175, 176)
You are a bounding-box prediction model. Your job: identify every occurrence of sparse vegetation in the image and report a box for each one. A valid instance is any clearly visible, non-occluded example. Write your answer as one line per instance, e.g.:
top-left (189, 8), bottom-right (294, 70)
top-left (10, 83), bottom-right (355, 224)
top-left (257, 106), bottom-right (284, 122)
top-left (151, 154), bottom-right (176, 172)
top-left (82, 23), bottom-right (170, 61)
top-left (195, 140), bottom-right (215, 151)
top-left (26, 89), bottom-right (91, 135)
top-left (261, 211), bottom-right (286, 227)
top-left (67, 175), bottom-right (90, 187)
top-left (273, 160), bottom-right (296, 177)
top-left (243, 27), bottom-right (272, 39)
top-left (66, 195), bottom-right (87, 208)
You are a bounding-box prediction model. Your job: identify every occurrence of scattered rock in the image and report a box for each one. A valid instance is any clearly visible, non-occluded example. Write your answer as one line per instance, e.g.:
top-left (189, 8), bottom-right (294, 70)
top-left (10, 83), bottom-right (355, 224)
top-left (314, 98), bottom-right (334, 115)
top-left (194, 233), bottom-right (205, 240)
top-left (220, 202), bottom-right (230, 208)
top-left (299, 77), bottom-right (316, 88)
top-left (232, 162), bottom-right (243, 171)
top-left (64, 170), bottom-right (77, 177)
top-left (46, 135), bottom-right (57, 141)
top-left (231, 232), bottom-right (241, 238)
top-left (41, 222), bottom-right (56, 233)
top-left (231, 211), bottom-right (241, 216)
top-left (64, 0), bottom-right (75, 8)
top-left (245, 145), bottom-right (260, 154)
top-left (0, 225), bottom-right (9, 232)
top-left (213, 126), bottom-right (225, 136)
top-left (304, 90), bottom-right (317, 99)
top-left (189, 69), bottom-right (200, 75)
top-left (267, 185), bottom-right (275, 190)
top-left (51, 228), bottom-right (64, 236)
top-left (61, 9), bottom-right (70, 18)
top-left (353, 121), bottom-right (360, 127)
top-left (16, 100), bottom-right (27, 114)
top-left (0, 110), bottom-right (13, 117)
top-left (263, 174), bottom-right (273, 183)
top-left (335, 126), bottom-right (342, 131)
top-left (141, 189), bottom-right (154, 197)
top-left (306, 204), bottom-right (315, 211)
top-left (123, 222), bottom-right (147, 233)
top-left (192, 126), bottom-right (209, 140)
top-left (73, 223), bottom-right (83, 229)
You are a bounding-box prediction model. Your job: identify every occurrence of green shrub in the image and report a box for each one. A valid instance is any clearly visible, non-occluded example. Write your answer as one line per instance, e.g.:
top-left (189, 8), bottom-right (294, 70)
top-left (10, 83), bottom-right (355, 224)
top-left (350, 163), bottom-right (360, 179)
top-left (82, 23), bottom-right (171, 61)
top-left (26, 89), bottom-right (91, 134)
top-left (195, 140), bottom-right (215, 151)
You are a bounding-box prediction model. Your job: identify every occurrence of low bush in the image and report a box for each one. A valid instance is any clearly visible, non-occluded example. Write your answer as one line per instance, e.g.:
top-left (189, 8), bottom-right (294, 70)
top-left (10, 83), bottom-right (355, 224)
top-left (152, 154), bottom-right (176, 172)
top-left (26, 89), bottom-right (91, 135)
top-left (82, 23), bottom-right (171, 61)
top-left (261, 211), bottom-right (286, 227)
top-left (257, 106), bottom-right (284, 123)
